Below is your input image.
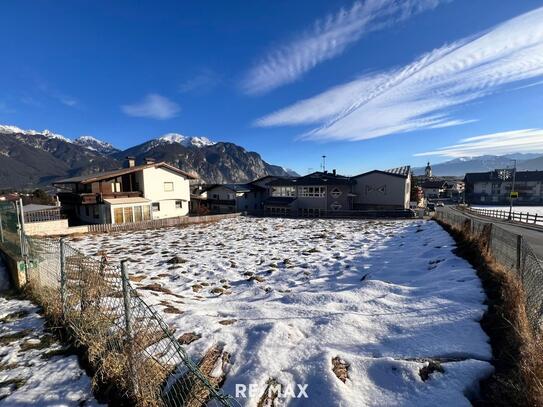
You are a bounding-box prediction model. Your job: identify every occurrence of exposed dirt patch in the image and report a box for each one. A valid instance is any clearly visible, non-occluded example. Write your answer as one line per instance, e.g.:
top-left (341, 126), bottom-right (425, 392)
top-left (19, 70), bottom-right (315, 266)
top-left (218, 319), bottom-right (236, 326)
top-left (332, 356), bottom-right (350, 383)
top-left (257, 378), bottom-right (281, 407)
top-left (162, 306), bottom-right (183, 314)
top-left (178, 332), bottom-right (201, 345)
top-left (419, 360), bottom-right (444, 381)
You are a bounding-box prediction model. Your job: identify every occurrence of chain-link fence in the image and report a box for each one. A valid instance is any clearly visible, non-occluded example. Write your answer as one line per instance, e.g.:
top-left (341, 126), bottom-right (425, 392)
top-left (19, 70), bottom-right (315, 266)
top-left (0, 200), bottom-right (237, 407)
top-left (435, 207), bottom-right (543, 334)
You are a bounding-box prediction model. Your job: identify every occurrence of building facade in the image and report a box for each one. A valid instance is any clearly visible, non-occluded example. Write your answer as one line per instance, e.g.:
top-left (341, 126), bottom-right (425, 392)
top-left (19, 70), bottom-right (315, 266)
top-left (351, 167), bottom-right (411, 210)
top-left (263, 167), bottom-right (411, 216)
top-left (465, 170), bottom-right (543, 204)
top-left (54, 159), bottom-right (193, 224)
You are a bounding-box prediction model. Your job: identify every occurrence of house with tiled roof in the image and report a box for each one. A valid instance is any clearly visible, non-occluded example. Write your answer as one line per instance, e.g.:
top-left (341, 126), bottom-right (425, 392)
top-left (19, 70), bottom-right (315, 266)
top-left (53, 157), bottom-right (194, 224)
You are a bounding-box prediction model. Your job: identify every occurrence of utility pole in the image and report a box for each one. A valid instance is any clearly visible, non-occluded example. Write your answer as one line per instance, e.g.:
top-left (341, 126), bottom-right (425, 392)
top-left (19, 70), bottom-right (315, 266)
top-left (508, 159), bottom-right (517, 220)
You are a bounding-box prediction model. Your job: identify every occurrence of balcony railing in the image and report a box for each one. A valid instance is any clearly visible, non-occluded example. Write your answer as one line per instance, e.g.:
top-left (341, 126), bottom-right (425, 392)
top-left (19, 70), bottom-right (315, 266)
top-left (24, 207), bottom-right (63, 223)
top-left (58, 191), bottom-right (143, 205)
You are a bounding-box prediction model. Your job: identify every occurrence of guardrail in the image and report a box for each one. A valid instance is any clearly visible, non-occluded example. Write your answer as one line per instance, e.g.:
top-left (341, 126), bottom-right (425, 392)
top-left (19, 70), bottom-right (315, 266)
top-left (461, 207), bottom-right (542, 226)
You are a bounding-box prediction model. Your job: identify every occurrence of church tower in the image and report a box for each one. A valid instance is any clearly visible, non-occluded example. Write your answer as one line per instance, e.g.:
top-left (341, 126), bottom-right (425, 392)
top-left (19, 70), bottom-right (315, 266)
top-left (425, 162), bottom-right (432, 178)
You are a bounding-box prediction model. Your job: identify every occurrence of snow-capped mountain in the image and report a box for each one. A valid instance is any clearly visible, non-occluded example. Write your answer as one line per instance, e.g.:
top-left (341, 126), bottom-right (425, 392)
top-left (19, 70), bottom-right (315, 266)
top-left (0, 125), bottom-right (72, 143)
top-left (74, 136), bottom-right (119, 155)
top-left (0, 124), bottom-right (296, 187)
top-left (158, 133), bottom-right (216, 148)
top-left (413, 154), bottom-right (543, 176)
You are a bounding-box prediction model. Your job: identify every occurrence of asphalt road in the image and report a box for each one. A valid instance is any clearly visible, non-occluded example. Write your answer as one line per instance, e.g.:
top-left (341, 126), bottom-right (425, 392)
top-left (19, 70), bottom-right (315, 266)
top-left (441, 207), bottom-right (543, 261)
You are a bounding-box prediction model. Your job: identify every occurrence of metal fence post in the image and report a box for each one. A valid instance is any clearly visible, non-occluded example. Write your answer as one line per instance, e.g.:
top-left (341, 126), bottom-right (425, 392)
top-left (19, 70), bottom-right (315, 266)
top-left (120, 260), bottom-right (137, 396)
top-left (0, 209), bottom-right (4, 244)
top-left (60, 238), bottom-right (67, 319)
top-left (516, 234), bottom-right (522, 276)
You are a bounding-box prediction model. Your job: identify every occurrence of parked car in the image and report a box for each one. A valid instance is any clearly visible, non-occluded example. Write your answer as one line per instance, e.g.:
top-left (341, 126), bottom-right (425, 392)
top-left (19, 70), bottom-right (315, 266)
top-left (427, 203), bottom-right (436, 211)
top-left (436, 202), bottom-right (445, 207)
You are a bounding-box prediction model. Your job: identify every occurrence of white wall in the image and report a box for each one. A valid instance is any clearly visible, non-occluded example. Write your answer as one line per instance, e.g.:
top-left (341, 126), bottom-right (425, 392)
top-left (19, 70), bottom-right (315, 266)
top-left (141, 167), bottom-right (190, 218)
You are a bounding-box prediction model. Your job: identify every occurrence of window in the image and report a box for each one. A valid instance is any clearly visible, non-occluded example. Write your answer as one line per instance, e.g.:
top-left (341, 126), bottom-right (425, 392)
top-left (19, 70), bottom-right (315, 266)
top-left (152, 202), bottom-right (160, 212)
top-left (143, 205), bottom-right (151, 220)
top-left (114, 208), bottom-right (123, 224)
top-left (134, 206), bottom-right (143, 222)
top-left (164, 182), bottom-right (174, 192)
top-left (123, 207), bottom-right (133, 223)
top-left (330, 188), bottom-right (342, 198)
top-left (175, 200), bottom-right (183, 209)
top-left (271, 186), bottom-right (296, 197)
top-left (212, 194), bottom-right (219, 199)
top-left (92, 205), bottom-right (99, 219)
top-left (299, 186), bottom-right (325, 198)
top-left (85, 206), bottom-right (90, 217)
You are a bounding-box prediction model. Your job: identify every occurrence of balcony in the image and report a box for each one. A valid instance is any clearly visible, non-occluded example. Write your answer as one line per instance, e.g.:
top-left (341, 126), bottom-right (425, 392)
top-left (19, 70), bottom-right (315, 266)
top-left (58, 191), bottom-right (143, 205)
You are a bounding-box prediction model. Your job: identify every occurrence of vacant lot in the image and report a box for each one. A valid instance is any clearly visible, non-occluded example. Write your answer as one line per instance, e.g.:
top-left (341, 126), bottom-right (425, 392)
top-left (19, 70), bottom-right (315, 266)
top-left (71, 217), bottom-right (493, 406)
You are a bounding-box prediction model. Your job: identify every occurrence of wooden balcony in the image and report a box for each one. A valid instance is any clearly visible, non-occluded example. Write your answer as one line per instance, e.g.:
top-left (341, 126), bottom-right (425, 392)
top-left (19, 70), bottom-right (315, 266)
top-left (58, 191), bottom-right (143, 205)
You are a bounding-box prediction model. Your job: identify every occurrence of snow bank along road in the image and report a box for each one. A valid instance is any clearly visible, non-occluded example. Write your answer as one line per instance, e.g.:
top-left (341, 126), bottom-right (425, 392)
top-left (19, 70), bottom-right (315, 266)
top-left (0, 262), bottom-right (99, 406)
top-left (72, 218), bottom-right (494, 406)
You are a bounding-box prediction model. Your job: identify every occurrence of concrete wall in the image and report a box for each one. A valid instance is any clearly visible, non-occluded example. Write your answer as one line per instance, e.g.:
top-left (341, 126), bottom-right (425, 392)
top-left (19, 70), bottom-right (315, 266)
top-left (25, 219), bottom-right (88, 236)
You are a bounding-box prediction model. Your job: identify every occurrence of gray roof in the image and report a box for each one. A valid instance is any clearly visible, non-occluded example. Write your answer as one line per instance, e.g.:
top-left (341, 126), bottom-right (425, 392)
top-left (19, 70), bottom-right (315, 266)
top-left (53, 162), bottom-right (195, 184)
top-left (268, 171), bottom-right (354, 187)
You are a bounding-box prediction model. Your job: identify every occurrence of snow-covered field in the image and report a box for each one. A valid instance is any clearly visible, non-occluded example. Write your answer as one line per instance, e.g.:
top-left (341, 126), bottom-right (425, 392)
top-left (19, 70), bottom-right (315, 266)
top-left (0, 263), bottom-right (99, 406)
top-left (71, 218), bottom-right (493, 406)
top-left (473, 205), bottom-right (543, 217)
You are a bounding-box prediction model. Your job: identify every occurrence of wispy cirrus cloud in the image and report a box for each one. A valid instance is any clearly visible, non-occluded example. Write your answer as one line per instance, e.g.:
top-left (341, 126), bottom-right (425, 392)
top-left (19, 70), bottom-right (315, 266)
top-left (415, 129), bottom-right (543, 158)
top-left (179, 69), bottom-right (221, 94)
top-left (256, 6), bottom-right (543, 141)
top-left (242, 0), bottom-right (444, 95)
top-left (122, 94), bottom-right (180, 120)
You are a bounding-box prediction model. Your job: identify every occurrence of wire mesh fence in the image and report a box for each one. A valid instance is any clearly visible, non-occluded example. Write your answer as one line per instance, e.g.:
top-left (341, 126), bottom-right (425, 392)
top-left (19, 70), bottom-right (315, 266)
top-left (0, 200), bottom-right (237, 407)
top-left (435, 207), bottom-right (543, 334)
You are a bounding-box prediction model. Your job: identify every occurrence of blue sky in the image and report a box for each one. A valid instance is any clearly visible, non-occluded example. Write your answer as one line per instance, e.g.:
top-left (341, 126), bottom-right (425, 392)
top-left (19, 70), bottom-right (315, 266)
top-left (2, 0), bottom-right (543, 175)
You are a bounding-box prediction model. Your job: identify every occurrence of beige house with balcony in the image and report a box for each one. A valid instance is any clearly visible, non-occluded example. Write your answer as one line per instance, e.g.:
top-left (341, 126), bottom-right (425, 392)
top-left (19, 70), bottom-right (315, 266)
top-left (54, 158), bottom-right (194, 224)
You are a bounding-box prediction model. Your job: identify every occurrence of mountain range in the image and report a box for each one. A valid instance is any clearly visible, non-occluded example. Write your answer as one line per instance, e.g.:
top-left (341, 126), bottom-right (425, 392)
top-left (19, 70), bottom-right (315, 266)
top-left (413, 154), bottom-right (543, 177)
top-left (0, 125), bottom-right (297, 189)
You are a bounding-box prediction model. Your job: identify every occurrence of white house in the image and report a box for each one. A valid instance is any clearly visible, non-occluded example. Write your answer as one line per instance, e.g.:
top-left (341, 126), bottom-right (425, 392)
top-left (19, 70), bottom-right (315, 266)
top-left (54, 158), bottom-right (194, 224)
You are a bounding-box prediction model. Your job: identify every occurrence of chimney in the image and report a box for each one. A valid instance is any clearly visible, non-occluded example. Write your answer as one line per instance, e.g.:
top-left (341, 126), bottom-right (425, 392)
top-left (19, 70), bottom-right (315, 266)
top-left (125, 156), bottom-right (136, 168)
top-left (144, 157), bottom-right (156, 165)
top-left (332, 169), bottom-right (337, 176)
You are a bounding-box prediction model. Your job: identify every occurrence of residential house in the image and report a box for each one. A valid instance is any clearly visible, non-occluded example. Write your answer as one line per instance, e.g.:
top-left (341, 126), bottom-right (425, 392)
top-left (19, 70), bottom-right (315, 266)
top-left (465, 170), bottom-right (543, 204)
top-left (351, 166), bottom-right (411, 210)
top-left (54, 158), bottom-right (194, 224)
top-left (265, 170), bottom-right (355, 217)
top-left (191, 175), bottom-right (284, 215)
top-left (421, 180), bottom-right (448, 200)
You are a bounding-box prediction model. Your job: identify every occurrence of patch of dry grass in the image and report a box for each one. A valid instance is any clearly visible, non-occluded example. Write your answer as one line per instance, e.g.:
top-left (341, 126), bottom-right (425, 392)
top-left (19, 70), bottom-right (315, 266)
top-left (435, 219), bottom-right (543, 407)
